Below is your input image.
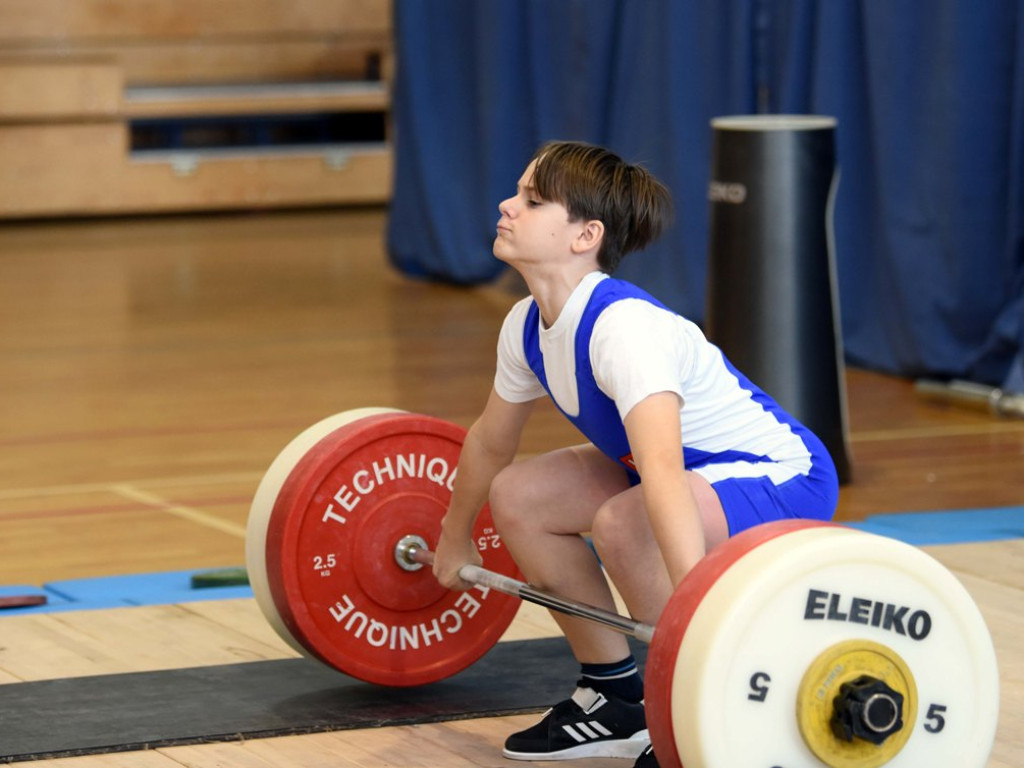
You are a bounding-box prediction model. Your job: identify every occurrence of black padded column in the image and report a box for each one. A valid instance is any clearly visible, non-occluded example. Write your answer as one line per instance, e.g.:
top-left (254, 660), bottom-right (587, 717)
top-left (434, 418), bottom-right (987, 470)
top-left (705, 115), bottom-right (851, 483)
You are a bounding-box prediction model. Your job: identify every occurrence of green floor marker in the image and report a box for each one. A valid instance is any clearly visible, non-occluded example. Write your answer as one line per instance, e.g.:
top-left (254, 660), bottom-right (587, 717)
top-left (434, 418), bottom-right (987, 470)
top-left (190, 567), bottom-right (249, 589)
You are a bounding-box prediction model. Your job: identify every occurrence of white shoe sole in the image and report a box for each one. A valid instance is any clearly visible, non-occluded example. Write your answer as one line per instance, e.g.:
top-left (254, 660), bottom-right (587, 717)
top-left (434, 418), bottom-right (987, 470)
top-left (502, 730), bottom-right (650, 761)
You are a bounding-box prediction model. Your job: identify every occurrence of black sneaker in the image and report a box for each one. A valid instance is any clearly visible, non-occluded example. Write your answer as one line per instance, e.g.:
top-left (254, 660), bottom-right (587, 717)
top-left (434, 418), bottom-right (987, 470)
top-left (502, 686), bottom-right (649, 760)
top-left (634, 744), bottom-right (659, 767)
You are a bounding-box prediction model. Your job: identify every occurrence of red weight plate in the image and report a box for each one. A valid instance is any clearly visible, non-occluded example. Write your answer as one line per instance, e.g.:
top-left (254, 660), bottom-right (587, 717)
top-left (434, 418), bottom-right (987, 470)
top-left (265, 412), bottom-right (522, 687)
top-left (645, 519), bottom-right (838, 768)
top-left (248, 407), bottom-right (399, 658)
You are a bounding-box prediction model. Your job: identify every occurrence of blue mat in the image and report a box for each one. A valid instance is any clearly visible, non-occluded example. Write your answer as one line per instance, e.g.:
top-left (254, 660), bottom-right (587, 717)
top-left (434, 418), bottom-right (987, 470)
top-left (846, 505), bottom-right (1024, 546)
top-left (45, 569), bottom-right (252, 606)
top-left (0, 569), bottom-right (251, 616)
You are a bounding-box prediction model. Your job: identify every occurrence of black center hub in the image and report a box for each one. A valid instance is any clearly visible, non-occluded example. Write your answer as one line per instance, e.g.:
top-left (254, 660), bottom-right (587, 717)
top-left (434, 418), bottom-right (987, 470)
top-left (830, 675), bottom-right (905, 745)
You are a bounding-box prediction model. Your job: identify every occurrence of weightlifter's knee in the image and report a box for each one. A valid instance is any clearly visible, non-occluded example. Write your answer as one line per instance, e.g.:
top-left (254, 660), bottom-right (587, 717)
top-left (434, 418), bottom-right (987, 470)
top-left (589, 492), bottom-right (653, 572)
top-left (487, 461), bottom-right (537, 538)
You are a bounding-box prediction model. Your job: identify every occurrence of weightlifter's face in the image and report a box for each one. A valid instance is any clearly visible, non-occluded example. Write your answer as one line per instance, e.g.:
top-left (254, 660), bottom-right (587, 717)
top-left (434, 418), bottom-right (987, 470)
top-left (494, 160), bottom-right (584, 269)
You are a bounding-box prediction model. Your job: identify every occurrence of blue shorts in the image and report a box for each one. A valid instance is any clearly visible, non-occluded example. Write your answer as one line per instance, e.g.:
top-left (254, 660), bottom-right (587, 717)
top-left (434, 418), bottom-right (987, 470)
top-left (711, 460), bottom-right (839, 536)
top-left (624, 429), bottom-right (839, 535)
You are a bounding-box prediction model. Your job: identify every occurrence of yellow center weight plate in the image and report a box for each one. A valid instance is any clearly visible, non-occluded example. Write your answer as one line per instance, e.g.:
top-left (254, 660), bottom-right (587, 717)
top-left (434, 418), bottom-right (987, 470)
top-left (797, 639), bottom-right (917, 768)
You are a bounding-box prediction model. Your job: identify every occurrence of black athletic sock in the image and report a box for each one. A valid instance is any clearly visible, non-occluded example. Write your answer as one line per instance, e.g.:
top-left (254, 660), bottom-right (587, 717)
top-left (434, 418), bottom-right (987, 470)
top-left (579, 656), bottom-right (644, 703)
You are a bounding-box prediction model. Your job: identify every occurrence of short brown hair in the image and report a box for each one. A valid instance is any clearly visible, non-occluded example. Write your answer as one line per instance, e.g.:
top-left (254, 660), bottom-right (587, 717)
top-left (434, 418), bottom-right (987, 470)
top-left (529, 141), bottom-right (673, 272)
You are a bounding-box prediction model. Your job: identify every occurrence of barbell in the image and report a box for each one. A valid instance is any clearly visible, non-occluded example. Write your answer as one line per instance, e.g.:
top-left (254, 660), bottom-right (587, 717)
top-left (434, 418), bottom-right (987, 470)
top-left (246, 408), bottom-right (1000, 768)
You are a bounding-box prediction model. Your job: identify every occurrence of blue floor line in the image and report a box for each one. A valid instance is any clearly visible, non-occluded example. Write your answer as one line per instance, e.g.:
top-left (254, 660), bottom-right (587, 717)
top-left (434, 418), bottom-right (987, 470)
top-left (845, 505), bottom-right (1024, 546)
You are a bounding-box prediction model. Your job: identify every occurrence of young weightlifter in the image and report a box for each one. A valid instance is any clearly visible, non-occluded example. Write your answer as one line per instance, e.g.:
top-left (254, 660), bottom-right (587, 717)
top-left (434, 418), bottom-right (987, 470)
top-left (432, 140), bottom-right (839, 767)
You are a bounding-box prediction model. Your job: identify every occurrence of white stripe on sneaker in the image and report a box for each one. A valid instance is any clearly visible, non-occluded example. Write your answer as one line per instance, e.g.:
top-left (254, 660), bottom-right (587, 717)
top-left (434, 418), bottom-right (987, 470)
top-left (590, 721), bottom-right (613, 736)
top-left (562, 725), bottom-right (587, 744)
top-left (562, 719), bottom-right (615, 743)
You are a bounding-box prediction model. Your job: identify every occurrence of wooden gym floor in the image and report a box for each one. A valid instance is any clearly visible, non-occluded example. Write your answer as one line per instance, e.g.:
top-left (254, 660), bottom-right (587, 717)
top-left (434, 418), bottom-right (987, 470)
top-left (0, 208), bottom-right (1021, 766)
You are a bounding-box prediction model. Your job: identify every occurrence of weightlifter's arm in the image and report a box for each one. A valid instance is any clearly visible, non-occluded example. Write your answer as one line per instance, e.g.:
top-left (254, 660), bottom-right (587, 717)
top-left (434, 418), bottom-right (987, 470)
top-left (623, 391), bottom-right (707, 587)
top-left (433, 388), bottom-right (535, 590)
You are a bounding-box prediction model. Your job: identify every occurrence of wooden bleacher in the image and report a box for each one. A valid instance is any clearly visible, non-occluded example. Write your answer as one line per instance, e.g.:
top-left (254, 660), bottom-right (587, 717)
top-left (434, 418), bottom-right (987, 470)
top-left (0, 0), bottom-right (392, 218)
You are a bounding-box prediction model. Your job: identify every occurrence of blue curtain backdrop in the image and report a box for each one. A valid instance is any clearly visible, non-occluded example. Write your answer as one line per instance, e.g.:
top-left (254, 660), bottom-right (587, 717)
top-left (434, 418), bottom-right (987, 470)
top-left (387, 0), bottom-right (1024, 390)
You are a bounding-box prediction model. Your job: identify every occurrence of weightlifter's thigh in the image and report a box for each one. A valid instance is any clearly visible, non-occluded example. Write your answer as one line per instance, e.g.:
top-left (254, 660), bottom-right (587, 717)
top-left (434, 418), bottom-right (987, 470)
top-left (488, 443), bottom-right (632, 536)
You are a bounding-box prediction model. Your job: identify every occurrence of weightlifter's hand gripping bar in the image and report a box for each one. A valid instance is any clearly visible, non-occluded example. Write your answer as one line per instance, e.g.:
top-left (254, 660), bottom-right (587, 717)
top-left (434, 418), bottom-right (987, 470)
top-left (397, 539), bottom-right (656, 644)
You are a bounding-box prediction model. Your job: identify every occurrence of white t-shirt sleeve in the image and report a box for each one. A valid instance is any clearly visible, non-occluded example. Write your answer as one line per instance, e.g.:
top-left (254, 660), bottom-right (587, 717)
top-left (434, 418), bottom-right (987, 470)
top-left (493, 297), bottom-right (548, 403)
top-left (590, 300), bottom-right (690, 420)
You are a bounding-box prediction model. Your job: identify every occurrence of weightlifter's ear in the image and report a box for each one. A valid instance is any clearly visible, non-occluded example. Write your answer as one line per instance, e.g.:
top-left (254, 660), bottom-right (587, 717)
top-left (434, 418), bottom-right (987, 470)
top-left (571, 219), bottom-right (604, 256)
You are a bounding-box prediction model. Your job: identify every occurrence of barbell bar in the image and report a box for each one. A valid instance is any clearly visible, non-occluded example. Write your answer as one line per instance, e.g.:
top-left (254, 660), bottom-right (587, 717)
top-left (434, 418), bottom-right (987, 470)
top-left (394, 534), bottom-right (656, 643)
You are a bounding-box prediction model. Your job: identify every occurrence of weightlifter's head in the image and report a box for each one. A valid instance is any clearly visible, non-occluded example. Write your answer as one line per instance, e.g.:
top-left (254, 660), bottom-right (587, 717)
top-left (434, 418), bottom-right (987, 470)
top-left (527, 141), bottom-right (673, 273)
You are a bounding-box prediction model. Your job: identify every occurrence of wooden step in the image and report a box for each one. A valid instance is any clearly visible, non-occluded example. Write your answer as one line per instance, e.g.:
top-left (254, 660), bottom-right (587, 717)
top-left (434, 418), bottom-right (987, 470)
top-left (0, 58), bottom-right (122, 120)
top-left (0, 122), bottom-right (391, 217)
top-left (122, 80), bottom-right (388, 119)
